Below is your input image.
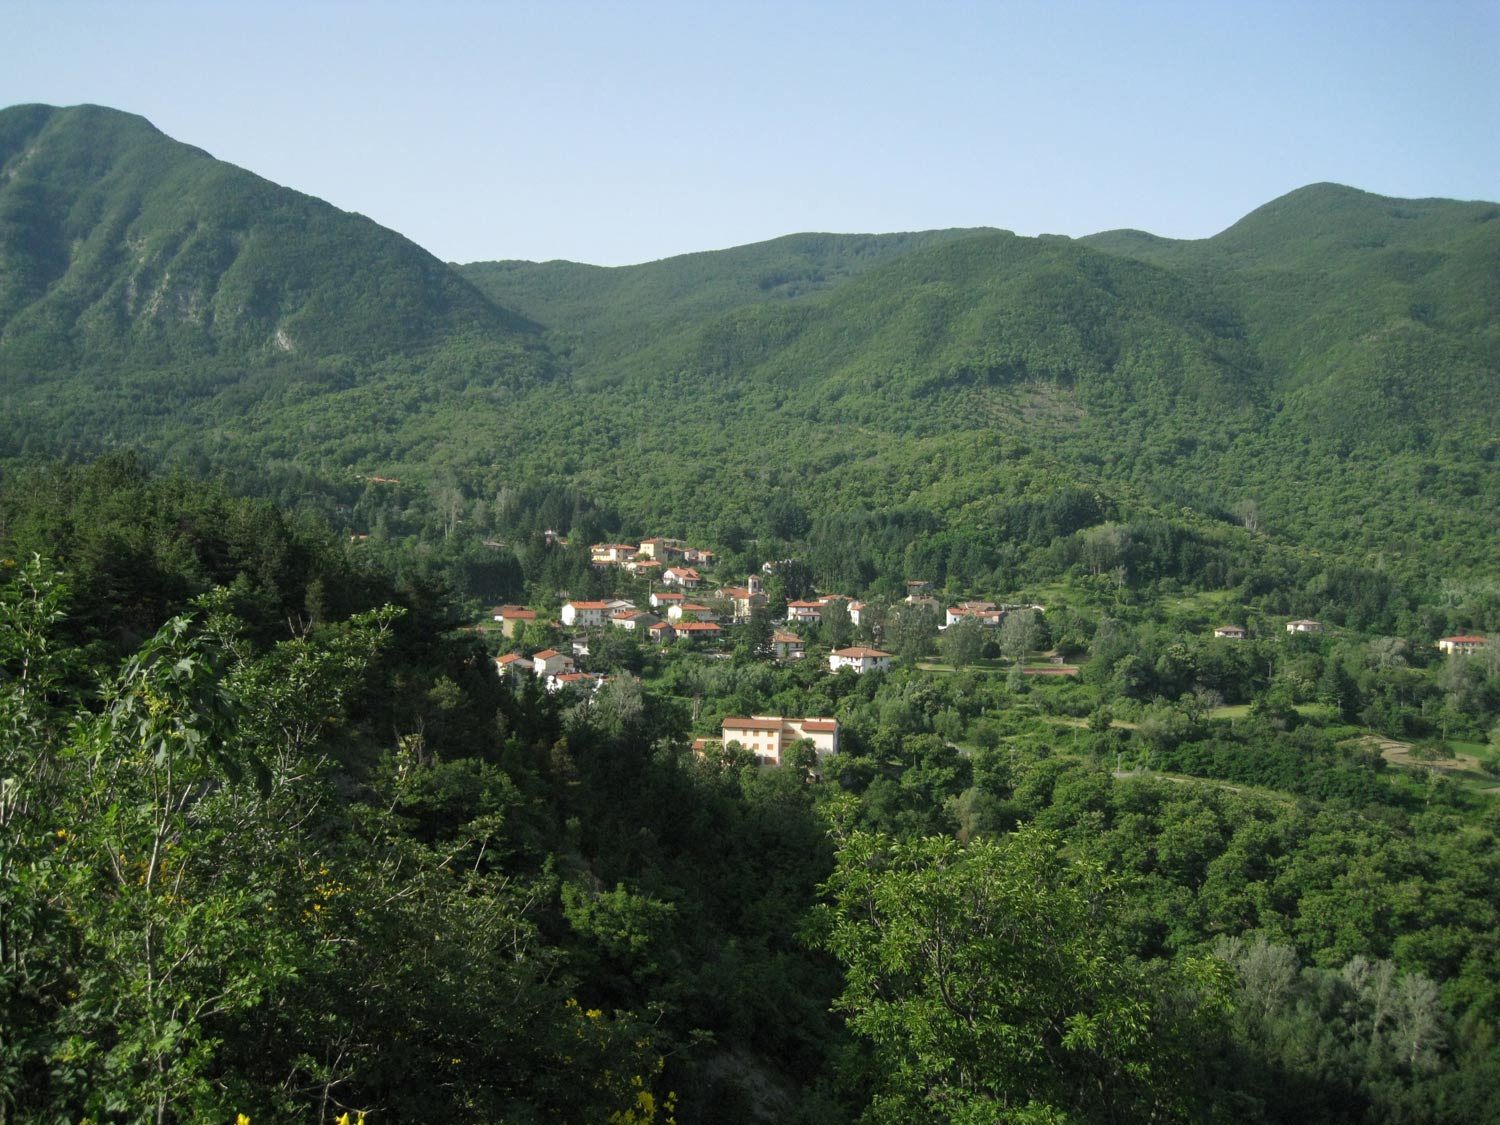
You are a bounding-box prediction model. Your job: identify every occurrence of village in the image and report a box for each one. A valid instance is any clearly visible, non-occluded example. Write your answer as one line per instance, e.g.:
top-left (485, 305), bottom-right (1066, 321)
top-left (475, 534), bottom-right (1496, 771)
top-left (477, 534), bottom-right (1063, 767)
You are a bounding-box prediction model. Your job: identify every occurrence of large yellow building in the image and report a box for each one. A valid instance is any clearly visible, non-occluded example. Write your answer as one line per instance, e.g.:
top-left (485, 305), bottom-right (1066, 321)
top-left (720, 715), bottom-right (840, 767)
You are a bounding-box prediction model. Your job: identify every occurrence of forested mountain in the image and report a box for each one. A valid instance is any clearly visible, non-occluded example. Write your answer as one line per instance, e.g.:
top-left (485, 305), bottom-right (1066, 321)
top-left (0, 104), bottom-right (536, 367)
top-left (459, 227), bottom-right (994, 337)
top-left (1083, 183), bottom-right (1500, 446)
top-left (0, 104), bottom-right (549, 462)
top-left (0, 104), bottom-right (1496, 588)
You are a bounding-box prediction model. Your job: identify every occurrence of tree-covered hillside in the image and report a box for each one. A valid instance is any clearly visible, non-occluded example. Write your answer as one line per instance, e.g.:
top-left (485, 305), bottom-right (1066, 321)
top-left (6, 458), bottom-right (1500, 1124)
top-left (0, 104), bottom-right (538, 368)
top-left (0, 104), bottom-right (551, 463)
top-left (1, 104), bottom-right (1496, 593)
top-left (1083, 183), bottom-right (1500, 447)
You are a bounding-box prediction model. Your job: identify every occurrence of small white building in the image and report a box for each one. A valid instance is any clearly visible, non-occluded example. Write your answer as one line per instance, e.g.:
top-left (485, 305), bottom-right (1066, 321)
top-left (531, 649), bottom-right (576, 676)
top-left (786, 599), bottom-right (824, 624)
top-left (610, 611), bottom-right (659, 631)
top-left (771, 631), bottom-right (806, 660)
top-left (667, 602), bottom-right (719, 623)
top-left (946, 602), bottom-right (1002, 628)
top-left (561, 601), bottom-right (612, 628)
top-left (1437, 635), bottom-right (1487, 656)
top-left (494, 653), bottom-right (533, 678)
top-left (662, 567), bottom-right (702, 589)
top-left (545, 671), bottom-right (607, 695)
top-left (829, 646), bottom-right (892, 674)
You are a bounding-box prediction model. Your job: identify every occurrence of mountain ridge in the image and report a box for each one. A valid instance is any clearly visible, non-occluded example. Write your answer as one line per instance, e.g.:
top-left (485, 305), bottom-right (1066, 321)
top-left (1, 102), bottom-right (1495, 584)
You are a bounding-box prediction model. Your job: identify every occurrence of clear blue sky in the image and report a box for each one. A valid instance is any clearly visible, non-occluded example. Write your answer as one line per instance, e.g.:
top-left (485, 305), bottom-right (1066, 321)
top-left (6, 0), bottom-right (1497, 266)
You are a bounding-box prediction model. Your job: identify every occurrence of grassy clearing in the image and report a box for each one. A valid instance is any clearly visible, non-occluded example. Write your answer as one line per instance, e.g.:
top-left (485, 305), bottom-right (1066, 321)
top-left (1358, 735), bottom-right (1500, 794)
top-left (1160, 589), bottom-right (1239, 616)
top-left (1207, 702), bottom-right (1334, 722)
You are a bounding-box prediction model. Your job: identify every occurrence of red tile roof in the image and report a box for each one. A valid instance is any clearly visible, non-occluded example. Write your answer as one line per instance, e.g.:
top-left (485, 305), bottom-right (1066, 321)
top-left (724, 717), bottom-right (784, 732)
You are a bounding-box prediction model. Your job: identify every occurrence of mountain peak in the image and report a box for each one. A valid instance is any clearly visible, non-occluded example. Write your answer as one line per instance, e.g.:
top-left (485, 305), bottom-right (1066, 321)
top-left (0, 102), bottom-right (537, 375)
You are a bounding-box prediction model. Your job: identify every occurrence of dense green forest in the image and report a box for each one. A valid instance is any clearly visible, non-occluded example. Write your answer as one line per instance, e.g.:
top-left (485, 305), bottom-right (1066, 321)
top-left (5, 459), bottom-right (1500, 1123)
top-left (3, 103), bottom-right (1500, 1122)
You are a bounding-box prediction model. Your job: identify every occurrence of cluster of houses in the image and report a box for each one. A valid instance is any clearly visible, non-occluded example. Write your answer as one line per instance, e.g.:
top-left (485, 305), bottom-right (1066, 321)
top-left (494, 647), bottom-right (610, 694)
top-left (589, 537), bottom-right (716, 585)
top-left (490, 538), bottom-right (1070, 685)
top-left (1209, 623), bottom-right (1490, 657)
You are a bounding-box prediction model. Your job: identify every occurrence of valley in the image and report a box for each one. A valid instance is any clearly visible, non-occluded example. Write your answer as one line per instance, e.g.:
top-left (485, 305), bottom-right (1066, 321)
top-left (2, 103), bottom-right (1498, 1123)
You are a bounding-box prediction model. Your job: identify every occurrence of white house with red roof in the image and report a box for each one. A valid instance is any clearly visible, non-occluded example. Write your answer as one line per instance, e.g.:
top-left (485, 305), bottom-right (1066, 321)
top-left (546, 670), bottom-right (606, 695)
top-left (946, 602), bottom-right (1003, 628)
top-left (786, 599), bottom-right (826, 624)
top-left (650, 591), bottom-right (686, 610)
top-left (1213, 625), bottom-right (1247, 640)
top-left (667, 602), bottom-right (719, 623)
top-left (662, 566), bottom-right (702, 589)
top-left (562, 600), bottom-right (613, 628)
top-left (493, 653), bottom-right (533, 678)
top-left (531, 649), bottom-right (576, 676)
top-left (1437, 635), bottom-right (1487, 656)
top-left (829, 646), bottom-right (892, 674)
top-left (771, 631), bottom-right (807, 660)
top-left (610, 610), bottom-right (659, 631)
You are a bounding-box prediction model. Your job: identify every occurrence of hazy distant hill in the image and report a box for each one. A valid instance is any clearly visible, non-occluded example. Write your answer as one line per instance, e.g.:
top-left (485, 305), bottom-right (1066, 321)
top-left (460, 228), bottom-right (994, 337)
top-left (0, 104), bottom-right (537, 377)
